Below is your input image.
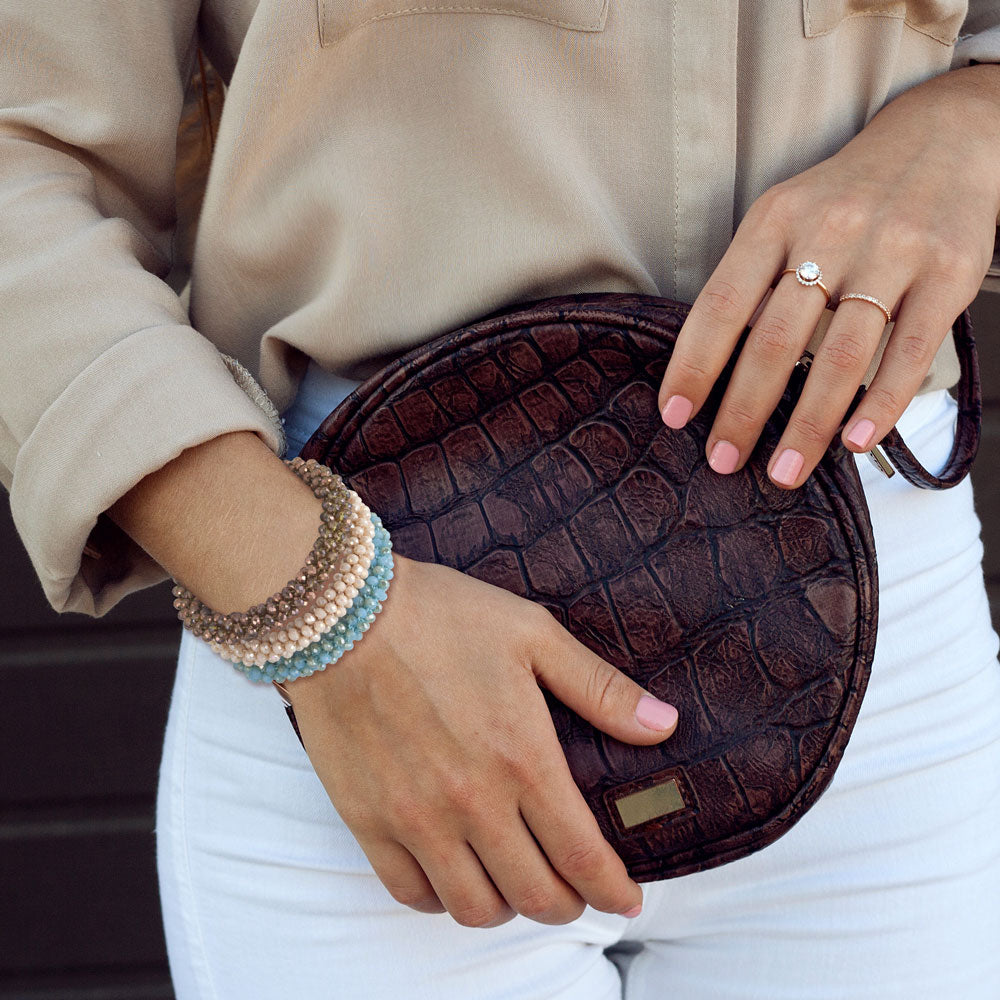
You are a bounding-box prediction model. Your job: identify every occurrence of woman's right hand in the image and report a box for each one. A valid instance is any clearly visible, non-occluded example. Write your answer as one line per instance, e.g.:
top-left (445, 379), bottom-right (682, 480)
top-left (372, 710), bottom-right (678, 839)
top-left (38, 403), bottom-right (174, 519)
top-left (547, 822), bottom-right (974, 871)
top-left (103, 427), bottom-right (677, 926)
top-left (282, 552), bottom-right (680, 928)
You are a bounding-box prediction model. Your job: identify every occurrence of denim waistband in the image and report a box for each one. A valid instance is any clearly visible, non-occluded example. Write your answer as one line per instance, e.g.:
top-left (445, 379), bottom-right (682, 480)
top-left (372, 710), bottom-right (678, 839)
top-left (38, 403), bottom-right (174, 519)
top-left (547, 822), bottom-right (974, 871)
top-left (281, 360), bottom-right (365, 457)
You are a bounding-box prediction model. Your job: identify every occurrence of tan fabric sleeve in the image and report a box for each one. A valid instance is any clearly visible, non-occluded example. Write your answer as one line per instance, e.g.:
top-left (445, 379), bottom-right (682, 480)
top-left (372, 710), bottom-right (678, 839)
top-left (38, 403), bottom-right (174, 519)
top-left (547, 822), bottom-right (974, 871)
top-left (0, 4), bottom-right (285, 618)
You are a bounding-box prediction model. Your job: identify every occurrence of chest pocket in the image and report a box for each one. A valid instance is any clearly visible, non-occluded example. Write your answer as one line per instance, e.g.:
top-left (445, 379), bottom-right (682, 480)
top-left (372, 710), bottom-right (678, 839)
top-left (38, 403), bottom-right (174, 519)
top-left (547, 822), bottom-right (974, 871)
top-left (802, 0), bottom-right (966, 44)
top-left (319, 0), bottom-right (609, 47)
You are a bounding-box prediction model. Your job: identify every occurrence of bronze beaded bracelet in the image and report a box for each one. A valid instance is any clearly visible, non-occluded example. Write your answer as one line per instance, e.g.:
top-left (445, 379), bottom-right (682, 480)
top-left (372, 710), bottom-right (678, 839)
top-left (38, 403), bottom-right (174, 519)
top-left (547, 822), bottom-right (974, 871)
top-left (171, 458), bottom-right (365, 644)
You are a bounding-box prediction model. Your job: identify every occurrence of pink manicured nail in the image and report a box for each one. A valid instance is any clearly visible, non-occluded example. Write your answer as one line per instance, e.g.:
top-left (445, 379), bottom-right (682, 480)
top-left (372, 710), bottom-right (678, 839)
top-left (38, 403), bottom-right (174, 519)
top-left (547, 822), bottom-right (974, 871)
top-left (845, 418), bottom-right (876, 450)
top-left (661, 395), bottom-right (693, 429)
top-left (771, 448), bottom-right (804, 486)
top-left (621, 904), bottom-right (643, 918)
top-left (708, 440), bottom-right (740, 475)
top-left (635, 695), bottom-right (678, 732)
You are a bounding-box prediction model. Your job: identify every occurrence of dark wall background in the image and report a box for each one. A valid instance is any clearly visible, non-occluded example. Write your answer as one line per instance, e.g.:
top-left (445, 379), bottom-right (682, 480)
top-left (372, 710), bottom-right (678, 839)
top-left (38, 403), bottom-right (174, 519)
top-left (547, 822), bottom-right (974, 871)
top-left (0, 562), bottom-right (178, 997)
top-left (1, 288), bottom-right (997, 997)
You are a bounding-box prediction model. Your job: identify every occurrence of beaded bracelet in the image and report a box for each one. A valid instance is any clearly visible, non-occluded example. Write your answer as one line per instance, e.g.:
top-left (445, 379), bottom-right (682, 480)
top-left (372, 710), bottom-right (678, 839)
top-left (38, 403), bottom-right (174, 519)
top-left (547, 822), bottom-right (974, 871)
top-left (231, 513), bottom-right (393, 684)
top-left (211, 493), bottom-right (377, 667)
top-left (172, 458), bottom-right (357, 643)
top-left (170, 457), bottom-right (393, 684)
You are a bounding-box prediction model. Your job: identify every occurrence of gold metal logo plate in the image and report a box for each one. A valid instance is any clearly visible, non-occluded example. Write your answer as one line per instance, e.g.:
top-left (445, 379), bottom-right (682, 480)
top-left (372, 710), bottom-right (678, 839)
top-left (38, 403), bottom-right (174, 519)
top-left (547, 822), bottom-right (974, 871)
top-left (614, 777), bottom-right (686, 829)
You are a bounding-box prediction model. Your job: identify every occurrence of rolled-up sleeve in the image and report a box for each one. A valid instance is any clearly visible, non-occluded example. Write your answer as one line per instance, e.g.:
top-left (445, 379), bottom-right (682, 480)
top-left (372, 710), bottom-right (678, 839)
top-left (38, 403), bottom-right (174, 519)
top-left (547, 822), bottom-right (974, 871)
top-left (0, 3), bottom-right (285, 617)
top-left (952, 1), bottom-right (1000, 66)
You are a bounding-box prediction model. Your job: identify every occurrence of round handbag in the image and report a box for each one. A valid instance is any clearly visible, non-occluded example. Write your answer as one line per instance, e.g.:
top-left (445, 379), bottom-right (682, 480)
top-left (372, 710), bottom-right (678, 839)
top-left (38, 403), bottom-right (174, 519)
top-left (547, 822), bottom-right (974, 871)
top-left (288, 291), bottom-right (981, 882)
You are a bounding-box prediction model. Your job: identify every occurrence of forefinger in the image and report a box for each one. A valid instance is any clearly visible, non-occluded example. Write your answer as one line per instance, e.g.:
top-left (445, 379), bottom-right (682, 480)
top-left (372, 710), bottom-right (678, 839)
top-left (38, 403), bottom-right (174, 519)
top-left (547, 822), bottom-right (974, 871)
top-left (657, 206), bottom-right (788, 429)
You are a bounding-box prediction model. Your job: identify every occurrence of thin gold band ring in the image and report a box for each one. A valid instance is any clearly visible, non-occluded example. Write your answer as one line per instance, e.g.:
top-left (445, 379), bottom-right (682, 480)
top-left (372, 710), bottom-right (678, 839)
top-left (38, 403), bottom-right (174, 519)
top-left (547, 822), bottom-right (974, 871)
top-left (838, 292), bottom-right (893, 325)
top-left (780, 261), bottom-right (832, 305)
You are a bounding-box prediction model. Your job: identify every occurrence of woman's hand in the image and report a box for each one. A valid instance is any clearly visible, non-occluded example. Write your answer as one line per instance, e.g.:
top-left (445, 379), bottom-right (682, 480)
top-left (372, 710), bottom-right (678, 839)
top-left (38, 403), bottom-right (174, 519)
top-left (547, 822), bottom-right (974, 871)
top-left (657, 64), bottom-right (1000, 488)
top-left (107, 424), bottom-right (677, 927)
top-left (282, 553), bottom-right (679, 928)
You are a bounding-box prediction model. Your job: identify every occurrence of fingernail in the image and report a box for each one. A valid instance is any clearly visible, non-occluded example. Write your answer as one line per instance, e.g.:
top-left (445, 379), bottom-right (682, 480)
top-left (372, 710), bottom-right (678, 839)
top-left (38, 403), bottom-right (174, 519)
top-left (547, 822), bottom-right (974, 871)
top-left (845, 418), bottom-right (875, 450)
top-left (771, 448), bottom-right (804, 486)
top-left (635, 694), bottom-right (678, 732)
top-left (661, 395), bottom-right (693, 429)
top-left (708, 440), bottom-right (740, 475)
top-left (621, 904), bottom-right (643, 918)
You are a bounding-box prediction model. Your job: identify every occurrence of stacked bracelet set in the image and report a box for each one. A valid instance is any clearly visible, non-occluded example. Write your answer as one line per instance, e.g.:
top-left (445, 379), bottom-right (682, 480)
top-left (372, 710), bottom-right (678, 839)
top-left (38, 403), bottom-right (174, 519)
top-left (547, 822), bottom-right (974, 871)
top-left (171, 457), bottom-right (394, 685)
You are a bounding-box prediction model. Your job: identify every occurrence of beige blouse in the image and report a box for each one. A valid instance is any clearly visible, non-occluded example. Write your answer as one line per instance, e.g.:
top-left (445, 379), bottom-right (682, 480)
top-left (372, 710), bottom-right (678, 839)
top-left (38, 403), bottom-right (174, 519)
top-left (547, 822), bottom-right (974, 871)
top-left (1, 0), bottom-right (998, 617)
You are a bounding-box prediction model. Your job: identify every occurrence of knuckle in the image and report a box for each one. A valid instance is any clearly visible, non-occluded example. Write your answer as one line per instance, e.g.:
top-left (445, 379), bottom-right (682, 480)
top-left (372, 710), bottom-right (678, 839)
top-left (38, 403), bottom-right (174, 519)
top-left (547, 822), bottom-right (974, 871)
top-left (333, 800), bottom-right (375, 837)
top-left (590, 891), bottom-right (639, 916)
top-left (864, 383), bottom-right (905, 419)
top-left (585, 662), bottom-right (622, 718)
top-left (717, 397), bottom-right (760, 436)
top-left (821, 333), bottom-right (870, 375)
top-left (954, 264), bottom-right (986, 301)
top-left (524, 897), bottom-right (585, 925)
top-left (451, 898), bottom-right (508, 929)
top-left (519, 604), bottom-right (563, 668)
top-left (958, 239), bottom-right (989, 274)
top-left (438, 770), bottom-right (478, 811)
top-left (385, 881), bottom-right (439, 911)
top-left (553, 837), bottom-right (608, 882)
top-left (925, 246), bottom-right (984, 293)
top-left (924, 234), bottom-right (972, 274)
top-left (671, 353), bottom-right (715, 385)
top-left (748, 315), bottom-right (797, 361)
top-left (892, 332), bottom-right (934, 372)
top-left (698, 280), bottom-right (746, 325)
top-left (923, 243), bottom-right (955, 276)
top-left (788, 411), bottom-right (831, 449)
top-left (820, 196), bottom-right (867, 235)
top-left (932, 249), bottom-right (985, 300)
top-left (881, 219), bottom-right (925, 257)
top-left (750, 182), bottom-right (794, 229)
top-left (527, 601), bottom-right (561, 643)
top-left (511, 884), bottom-right (562, 922)
top-left (497, 740), bottom-right (540, 787)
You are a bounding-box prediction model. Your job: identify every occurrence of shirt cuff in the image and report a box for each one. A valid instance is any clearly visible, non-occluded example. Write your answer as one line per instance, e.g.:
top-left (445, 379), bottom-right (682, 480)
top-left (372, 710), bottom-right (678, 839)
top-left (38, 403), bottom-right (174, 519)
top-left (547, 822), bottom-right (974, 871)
top-left (10, 324), bottom-right (286, 617)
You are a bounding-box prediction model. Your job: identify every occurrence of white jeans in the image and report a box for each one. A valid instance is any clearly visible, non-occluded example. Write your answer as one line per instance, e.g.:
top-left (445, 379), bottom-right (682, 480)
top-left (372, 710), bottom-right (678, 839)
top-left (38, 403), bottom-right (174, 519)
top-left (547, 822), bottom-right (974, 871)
top-left (157, 366), bottom-right (1000, 999)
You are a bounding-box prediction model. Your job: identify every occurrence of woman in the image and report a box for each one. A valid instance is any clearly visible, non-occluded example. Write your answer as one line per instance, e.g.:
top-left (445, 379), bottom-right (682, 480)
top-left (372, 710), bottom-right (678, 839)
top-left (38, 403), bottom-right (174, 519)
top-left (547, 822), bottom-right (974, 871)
top-left (1, 2), bottom-right (999, 996)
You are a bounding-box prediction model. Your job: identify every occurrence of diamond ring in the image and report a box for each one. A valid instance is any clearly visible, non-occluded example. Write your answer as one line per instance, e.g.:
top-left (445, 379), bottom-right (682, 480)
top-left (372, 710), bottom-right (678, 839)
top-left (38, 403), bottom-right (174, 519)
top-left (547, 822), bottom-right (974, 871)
top-left (838, 292), bottom-right (893, 325)
top-left (780, 261), bottom-right (832, 304)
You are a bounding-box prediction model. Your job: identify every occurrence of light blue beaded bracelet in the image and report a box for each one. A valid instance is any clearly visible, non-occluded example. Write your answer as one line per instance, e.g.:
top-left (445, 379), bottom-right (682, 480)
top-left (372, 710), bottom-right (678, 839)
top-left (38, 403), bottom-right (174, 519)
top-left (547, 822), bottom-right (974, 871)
top-left (233, 512), bottom-right (394, 685)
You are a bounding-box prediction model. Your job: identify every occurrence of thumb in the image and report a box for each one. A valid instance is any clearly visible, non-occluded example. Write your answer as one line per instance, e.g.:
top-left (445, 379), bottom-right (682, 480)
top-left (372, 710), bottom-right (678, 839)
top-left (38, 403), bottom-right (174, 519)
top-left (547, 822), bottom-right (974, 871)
top-left (534, 624), bottom-right (679, 746)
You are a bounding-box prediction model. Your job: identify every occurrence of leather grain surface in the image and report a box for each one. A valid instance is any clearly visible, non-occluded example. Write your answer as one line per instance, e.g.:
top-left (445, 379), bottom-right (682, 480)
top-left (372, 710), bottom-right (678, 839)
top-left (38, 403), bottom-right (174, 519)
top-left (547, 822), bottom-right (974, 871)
top-left (296, 291), bottom-right (977, 881)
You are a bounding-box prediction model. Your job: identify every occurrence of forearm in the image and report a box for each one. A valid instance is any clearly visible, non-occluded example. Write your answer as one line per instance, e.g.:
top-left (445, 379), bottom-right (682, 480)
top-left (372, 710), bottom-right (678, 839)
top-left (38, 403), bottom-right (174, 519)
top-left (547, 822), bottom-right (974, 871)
top-left (106, 430), bottom-right (324, 615)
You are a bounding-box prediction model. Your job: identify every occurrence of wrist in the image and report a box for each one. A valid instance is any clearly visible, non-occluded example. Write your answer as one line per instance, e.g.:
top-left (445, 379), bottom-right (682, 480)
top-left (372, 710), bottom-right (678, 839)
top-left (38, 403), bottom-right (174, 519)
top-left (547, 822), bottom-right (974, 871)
top-left (182, 459), bottom-right (380, 664)
top-left (106, 430), bottom-right (325, 614)
top-left (277, 552), bottom-right (412, 708)
top-left (880, 65), bottom-right (1000, 217)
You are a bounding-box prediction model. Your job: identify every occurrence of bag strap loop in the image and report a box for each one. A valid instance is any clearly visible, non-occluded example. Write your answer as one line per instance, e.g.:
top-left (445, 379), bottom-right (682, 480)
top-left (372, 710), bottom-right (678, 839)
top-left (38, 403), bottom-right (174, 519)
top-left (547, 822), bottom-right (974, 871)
top-left (877, 309), bottom-right (981, 490)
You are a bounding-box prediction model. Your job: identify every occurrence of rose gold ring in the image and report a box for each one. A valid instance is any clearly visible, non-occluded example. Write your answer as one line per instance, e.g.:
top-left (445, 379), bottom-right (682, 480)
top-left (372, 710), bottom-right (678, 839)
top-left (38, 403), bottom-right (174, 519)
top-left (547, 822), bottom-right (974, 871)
top-left (837, 292), bottom-right (893, 325)
top-left (780, 261), bottom-right (832, 305)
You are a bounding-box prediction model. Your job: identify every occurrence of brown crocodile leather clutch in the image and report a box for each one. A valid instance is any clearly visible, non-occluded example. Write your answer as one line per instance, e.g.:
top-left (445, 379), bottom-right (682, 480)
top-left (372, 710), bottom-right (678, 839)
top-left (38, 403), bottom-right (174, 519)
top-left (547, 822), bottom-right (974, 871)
top-left (291, 291), bottom-right (981, 882)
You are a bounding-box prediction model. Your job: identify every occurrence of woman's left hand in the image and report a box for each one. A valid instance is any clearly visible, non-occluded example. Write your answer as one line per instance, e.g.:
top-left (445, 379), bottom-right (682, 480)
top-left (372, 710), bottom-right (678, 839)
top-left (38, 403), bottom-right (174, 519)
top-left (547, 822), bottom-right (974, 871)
top-left (657, 65), bottom-right (1000, 488)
